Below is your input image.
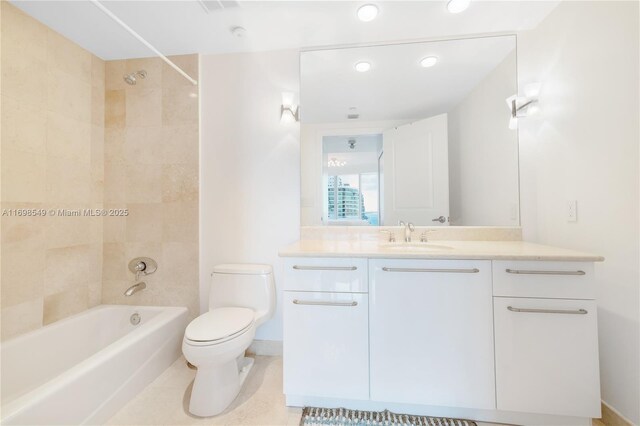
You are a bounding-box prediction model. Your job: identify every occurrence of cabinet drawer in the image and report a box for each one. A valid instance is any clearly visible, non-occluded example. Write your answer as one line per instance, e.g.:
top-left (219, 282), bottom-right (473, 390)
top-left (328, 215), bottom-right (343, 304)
top-left (283, 257), bottom-right (368, 292)
top-left (493, 261), bottom-right (595, 299)
top-left (494, 297), bottom-right (600, 417)
top-left (283, 291), bottom-right (369, 400)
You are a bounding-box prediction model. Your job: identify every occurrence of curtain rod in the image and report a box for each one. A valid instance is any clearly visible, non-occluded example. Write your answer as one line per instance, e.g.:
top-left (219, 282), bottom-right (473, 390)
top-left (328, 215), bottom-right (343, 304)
top-left (90, 0), bottom-right (198, 86)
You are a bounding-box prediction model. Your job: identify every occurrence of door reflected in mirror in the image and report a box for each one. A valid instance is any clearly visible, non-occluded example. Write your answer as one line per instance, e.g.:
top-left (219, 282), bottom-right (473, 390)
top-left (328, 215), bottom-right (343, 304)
top-left (301, 35), bottom-right (520, 227)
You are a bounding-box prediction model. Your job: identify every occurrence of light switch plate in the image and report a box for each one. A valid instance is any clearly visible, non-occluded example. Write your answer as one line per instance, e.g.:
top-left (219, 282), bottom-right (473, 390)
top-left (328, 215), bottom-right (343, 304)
top-left (568, 200), bottom-right (578, 222)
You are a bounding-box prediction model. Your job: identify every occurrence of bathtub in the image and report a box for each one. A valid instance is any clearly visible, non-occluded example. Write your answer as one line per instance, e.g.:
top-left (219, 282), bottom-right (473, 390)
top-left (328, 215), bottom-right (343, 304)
top-left (1, 305), bottom-right (189, 425)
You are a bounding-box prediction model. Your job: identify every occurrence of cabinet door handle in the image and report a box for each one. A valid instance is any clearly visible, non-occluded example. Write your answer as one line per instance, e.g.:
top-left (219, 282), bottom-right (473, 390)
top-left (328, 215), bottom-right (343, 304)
top-left (505, 268), bottom-right (586, 276)
top-left (293, 299), bottom-right (358, 307)
top-left (292, 265), bottom-right (357, 271)
top-left (382, 267), bottom-right (479, 273)
top-left (507, 306), bottom-right (588, 315)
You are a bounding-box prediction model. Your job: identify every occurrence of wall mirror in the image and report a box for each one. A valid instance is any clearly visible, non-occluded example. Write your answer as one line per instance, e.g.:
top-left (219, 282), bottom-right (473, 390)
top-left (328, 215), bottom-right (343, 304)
top-left (300, 35), bottom-right (519, 227)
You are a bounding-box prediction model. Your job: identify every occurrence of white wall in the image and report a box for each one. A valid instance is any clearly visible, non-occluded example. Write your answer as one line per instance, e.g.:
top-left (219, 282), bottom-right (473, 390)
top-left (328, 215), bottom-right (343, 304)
top-left (200, 50), bottom-right (300, 340)
top-left (448, 50), bottom-right (520, 226)
top-left (518, 2), bottom-right (639, 423)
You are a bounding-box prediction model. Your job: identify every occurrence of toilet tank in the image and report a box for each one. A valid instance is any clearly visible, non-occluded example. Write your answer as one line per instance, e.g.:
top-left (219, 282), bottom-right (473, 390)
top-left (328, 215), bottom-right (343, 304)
top-left (209, 264), bottom-right (275, 326)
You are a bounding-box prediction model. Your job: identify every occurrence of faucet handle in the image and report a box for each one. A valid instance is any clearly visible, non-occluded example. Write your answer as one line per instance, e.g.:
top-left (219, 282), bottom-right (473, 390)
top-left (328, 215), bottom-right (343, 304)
top-left (407, 222), bottom-right (415, 232)
top-left (380, 230), bottom-right (396, 242)
top-left (420, 229), bottom-right (436, 242)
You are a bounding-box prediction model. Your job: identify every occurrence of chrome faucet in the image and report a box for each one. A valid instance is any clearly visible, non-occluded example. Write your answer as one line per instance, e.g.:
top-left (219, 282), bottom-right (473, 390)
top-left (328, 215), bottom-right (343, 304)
top-left (398, 221), bottom-right (415, 242)
top-left (124, 281), bottom-right (146, 296)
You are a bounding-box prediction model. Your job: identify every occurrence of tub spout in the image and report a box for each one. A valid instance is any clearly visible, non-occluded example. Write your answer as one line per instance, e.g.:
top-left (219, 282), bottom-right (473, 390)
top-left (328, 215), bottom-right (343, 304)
top-left (124, 282), bottom-right (146, 296)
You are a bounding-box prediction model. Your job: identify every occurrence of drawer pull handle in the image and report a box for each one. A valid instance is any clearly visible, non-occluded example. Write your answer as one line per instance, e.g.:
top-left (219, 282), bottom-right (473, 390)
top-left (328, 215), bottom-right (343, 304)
top-left (292, 265), bottom-right (357, 271)
top-left (382, 267), bottom-right (479, 273)
top-left (293, 299), bottom-right (358, 307)
top-left (507, 306), bottom-right (588, 315)
top-left (505, 268), bottom-right (586, 276)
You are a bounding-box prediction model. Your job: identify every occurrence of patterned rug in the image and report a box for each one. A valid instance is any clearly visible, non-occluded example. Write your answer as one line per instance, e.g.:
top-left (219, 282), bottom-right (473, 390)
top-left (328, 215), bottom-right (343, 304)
top-left (300, 407), bottom-right (478, 426)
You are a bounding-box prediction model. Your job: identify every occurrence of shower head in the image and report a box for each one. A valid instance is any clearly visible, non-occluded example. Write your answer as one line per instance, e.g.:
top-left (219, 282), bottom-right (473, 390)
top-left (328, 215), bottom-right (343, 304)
top-left (123, 70), bottom-right (147, 85)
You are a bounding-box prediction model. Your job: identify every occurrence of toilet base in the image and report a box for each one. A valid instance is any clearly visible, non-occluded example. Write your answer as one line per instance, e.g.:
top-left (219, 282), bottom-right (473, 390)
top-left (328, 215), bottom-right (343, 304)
top-left (188, 356), bottom-right (255, 417)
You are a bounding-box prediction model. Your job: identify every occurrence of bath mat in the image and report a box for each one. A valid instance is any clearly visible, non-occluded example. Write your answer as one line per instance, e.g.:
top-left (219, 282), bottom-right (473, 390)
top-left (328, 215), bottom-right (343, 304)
top-left (300, 407), bottom-right (477, 426)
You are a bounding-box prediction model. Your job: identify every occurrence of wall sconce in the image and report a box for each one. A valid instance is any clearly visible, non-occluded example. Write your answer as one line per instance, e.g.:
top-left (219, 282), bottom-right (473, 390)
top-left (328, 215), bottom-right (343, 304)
top-left (281, 92), bottom-right (299, 123)
top-left (506, 82), bottom-right (541, 129)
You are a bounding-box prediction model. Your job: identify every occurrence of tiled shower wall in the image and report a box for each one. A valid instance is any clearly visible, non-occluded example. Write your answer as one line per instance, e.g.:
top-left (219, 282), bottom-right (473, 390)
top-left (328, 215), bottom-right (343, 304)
top-left (0, 2), bottom-right (200, 339)
top-left (0, 2), bottom-right (105, 339)
top-left (101, 56), bottom-right (199, 319)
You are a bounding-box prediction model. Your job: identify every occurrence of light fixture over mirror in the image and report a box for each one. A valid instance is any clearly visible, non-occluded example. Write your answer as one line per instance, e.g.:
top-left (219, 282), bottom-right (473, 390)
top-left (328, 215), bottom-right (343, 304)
top-left (280, 91), bottom-right (299, 122)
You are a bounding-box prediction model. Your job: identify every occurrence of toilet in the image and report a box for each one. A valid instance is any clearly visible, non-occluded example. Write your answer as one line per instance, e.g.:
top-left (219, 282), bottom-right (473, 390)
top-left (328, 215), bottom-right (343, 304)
top-left (182, 264), bottom-right (275, 417)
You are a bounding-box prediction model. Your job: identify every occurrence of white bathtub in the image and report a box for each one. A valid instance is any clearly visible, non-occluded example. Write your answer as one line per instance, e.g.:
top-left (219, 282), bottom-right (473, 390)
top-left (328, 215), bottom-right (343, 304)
top-left (1, 305), bottom-right (189, 425)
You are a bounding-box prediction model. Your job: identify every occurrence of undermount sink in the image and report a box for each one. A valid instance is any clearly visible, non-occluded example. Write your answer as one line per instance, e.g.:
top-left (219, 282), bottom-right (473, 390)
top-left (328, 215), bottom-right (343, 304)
top-left (380, 242), bottom-right (453, 251)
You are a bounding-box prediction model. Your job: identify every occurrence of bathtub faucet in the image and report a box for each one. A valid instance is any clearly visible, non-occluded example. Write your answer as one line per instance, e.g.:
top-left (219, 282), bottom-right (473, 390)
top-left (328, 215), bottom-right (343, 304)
top-left (124, 282), bottom-right (146, 296)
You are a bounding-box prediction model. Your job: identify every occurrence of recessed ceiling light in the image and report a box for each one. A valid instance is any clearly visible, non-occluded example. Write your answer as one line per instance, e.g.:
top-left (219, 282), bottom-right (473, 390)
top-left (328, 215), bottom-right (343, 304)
top-left (447, 0), bottom-right (471, 14)
top-left (420, 56), bottom-right (438, 68)
top-left (230, 26), bottom-right (247, 38)
top-left (357, 4), bottom-right (379, 22)
top-left (355, 62), bottom-right (371, 72)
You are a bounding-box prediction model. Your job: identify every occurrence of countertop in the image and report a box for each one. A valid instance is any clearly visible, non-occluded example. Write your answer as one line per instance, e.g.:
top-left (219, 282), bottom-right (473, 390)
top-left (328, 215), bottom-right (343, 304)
top-left (279, 240), bottom-right (605, 262)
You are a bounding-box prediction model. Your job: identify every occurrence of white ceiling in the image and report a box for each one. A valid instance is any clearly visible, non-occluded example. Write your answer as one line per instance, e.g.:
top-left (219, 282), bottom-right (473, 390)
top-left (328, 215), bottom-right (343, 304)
top-left (301, 35), bottom-right (515, 123)
top-left (10, 1), bottom-right (559, 60)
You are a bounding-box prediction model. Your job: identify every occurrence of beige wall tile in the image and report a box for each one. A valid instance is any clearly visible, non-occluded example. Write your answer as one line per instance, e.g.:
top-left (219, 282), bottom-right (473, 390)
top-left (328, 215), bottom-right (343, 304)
top-left (126, 88), bottom-right (162, 127)
top-left (45, 28), bottom-right (92, 82)
top-left (103, 242), bottom-right (128, 280)
top-left (105, 60), bottom-right (126, 91)
top-left (0, 40), bottom-right (47, 106)
top-left (43, 286), bottom-right (89, 325)
top-left (45, 111), bottom-right (92, 164)
top-left (162, 201), bottom-right (198, 243)
top-left (1, 149), bottom-right (47, 203)
top-left (162, 55), bottom-right (199, 88)
top-left (1, 243), bottom-right (45, 307)
top-left (1, 2), bottom-right (47, 60)
top-left (104, 127), bottom-right (126, 163)
top-left (1, 95), bottom-right (46, 154)
top-left (105, 90), bottom-right (126, 128)
top-left (44, 244), bottom-right (101, 296)
top-left (104, 161), bottom-right (127, 203)
top-left (45, 157), bottom-right (92, 204)
top-left (162, 86), bottom-right (198, 126)
top-left (162, 242), bottom-right (198, 285)
top-left (161, 124), bottom-right (199, 164)
top-left (0, 298), bottom-right (44, 341)
top-left (161, 164), bottom-right (198, 203)
top-left (1, 2), bottom-right (106, 337)
top-left (1, 202), bottom-right (47, 248)
top-left (126, 203), bottom-right (163, 242)
top-left (125, 164), bottom-right (163, 203)
top-left (123, 126), bottom-right (164, 165)
top-left (126, 57), bottom-right (162, 88)
top-left (103, 206), bottom-right (127, 243)
top-left (46, 69), bottom-right (91, 122)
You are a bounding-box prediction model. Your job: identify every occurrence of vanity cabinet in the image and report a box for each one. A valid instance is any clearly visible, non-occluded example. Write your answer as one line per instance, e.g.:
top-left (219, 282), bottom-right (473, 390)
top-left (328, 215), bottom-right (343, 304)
top-left (283, 258), bottom-right (369, 400)
top-left (282, 255), bottom-right (601, 424)
top-left (369, 259), bottom-right (495, 409)
top-left (492, 261), bottom-right (601, 418)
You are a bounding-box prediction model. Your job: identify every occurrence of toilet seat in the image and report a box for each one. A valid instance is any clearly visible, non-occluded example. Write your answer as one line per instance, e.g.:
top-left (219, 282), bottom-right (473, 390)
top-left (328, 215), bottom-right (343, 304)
top-left (184, 307), bottom-right (254, 346)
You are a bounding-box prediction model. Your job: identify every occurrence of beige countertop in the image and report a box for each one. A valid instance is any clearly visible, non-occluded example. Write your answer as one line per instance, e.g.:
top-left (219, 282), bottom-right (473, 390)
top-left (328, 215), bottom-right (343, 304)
top-left (279, 240), bottom-right (604, 262)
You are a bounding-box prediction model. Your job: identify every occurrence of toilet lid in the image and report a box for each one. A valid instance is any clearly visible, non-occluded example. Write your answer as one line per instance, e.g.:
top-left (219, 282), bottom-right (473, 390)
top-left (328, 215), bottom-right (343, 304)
top-left (185, 307), bottom-right (254, 342)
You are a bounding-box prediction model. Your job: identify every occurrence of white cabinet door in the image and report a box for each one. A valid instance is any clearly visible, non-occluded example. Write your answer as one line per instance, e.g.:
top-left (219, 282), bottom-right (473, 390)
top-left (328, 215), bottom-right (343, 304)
top-left (283, 291), bottom-right (369, 400)
top-left (494, 297), bottom-right (601, 418)
top-left (383, 114), bottom-right (449, 225)
top-left (369, 259), bottom-right (495, 409)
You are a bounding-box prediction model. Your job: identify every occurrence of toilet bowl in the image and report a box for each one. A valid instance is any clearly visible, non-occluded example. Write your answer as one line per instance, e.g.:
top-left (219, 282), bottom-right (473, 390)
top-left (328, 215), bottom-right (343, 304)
top-left (182, 264), bottom-right (275, 417)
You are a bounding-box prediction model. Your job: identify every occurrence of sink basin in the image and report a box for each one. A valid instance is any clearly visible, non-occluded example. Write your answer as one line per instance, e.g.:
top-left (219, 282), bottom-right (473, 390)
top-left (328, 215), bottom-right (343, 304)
top-left (380, 242), bottom-right (453, 252)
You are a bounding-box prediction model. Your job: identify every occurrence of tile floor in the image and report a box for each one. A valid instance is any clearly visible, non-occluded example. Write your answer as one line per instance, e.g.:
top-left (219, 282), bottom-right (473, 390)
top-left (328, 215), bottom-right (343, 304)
top-left (107, 356), bottom-right (607, 426)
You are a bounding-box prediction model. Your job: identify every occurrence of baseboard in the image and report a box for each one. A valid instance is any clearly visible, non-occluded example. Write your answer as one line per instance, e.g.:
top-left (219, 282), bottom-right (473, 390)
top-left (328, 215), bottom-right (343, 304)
top-left (601, 401), bottom-right (636, 426)
top-left (247, 339), bottom-right (283, 356)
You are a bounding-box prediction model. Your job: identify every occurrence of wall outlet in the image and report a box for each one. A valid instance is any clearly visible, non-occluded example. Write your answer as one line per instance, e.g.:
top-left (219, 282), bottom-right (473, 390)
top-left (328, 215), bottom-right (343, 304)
top-left (567, 200), bottom-right (578, 222)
